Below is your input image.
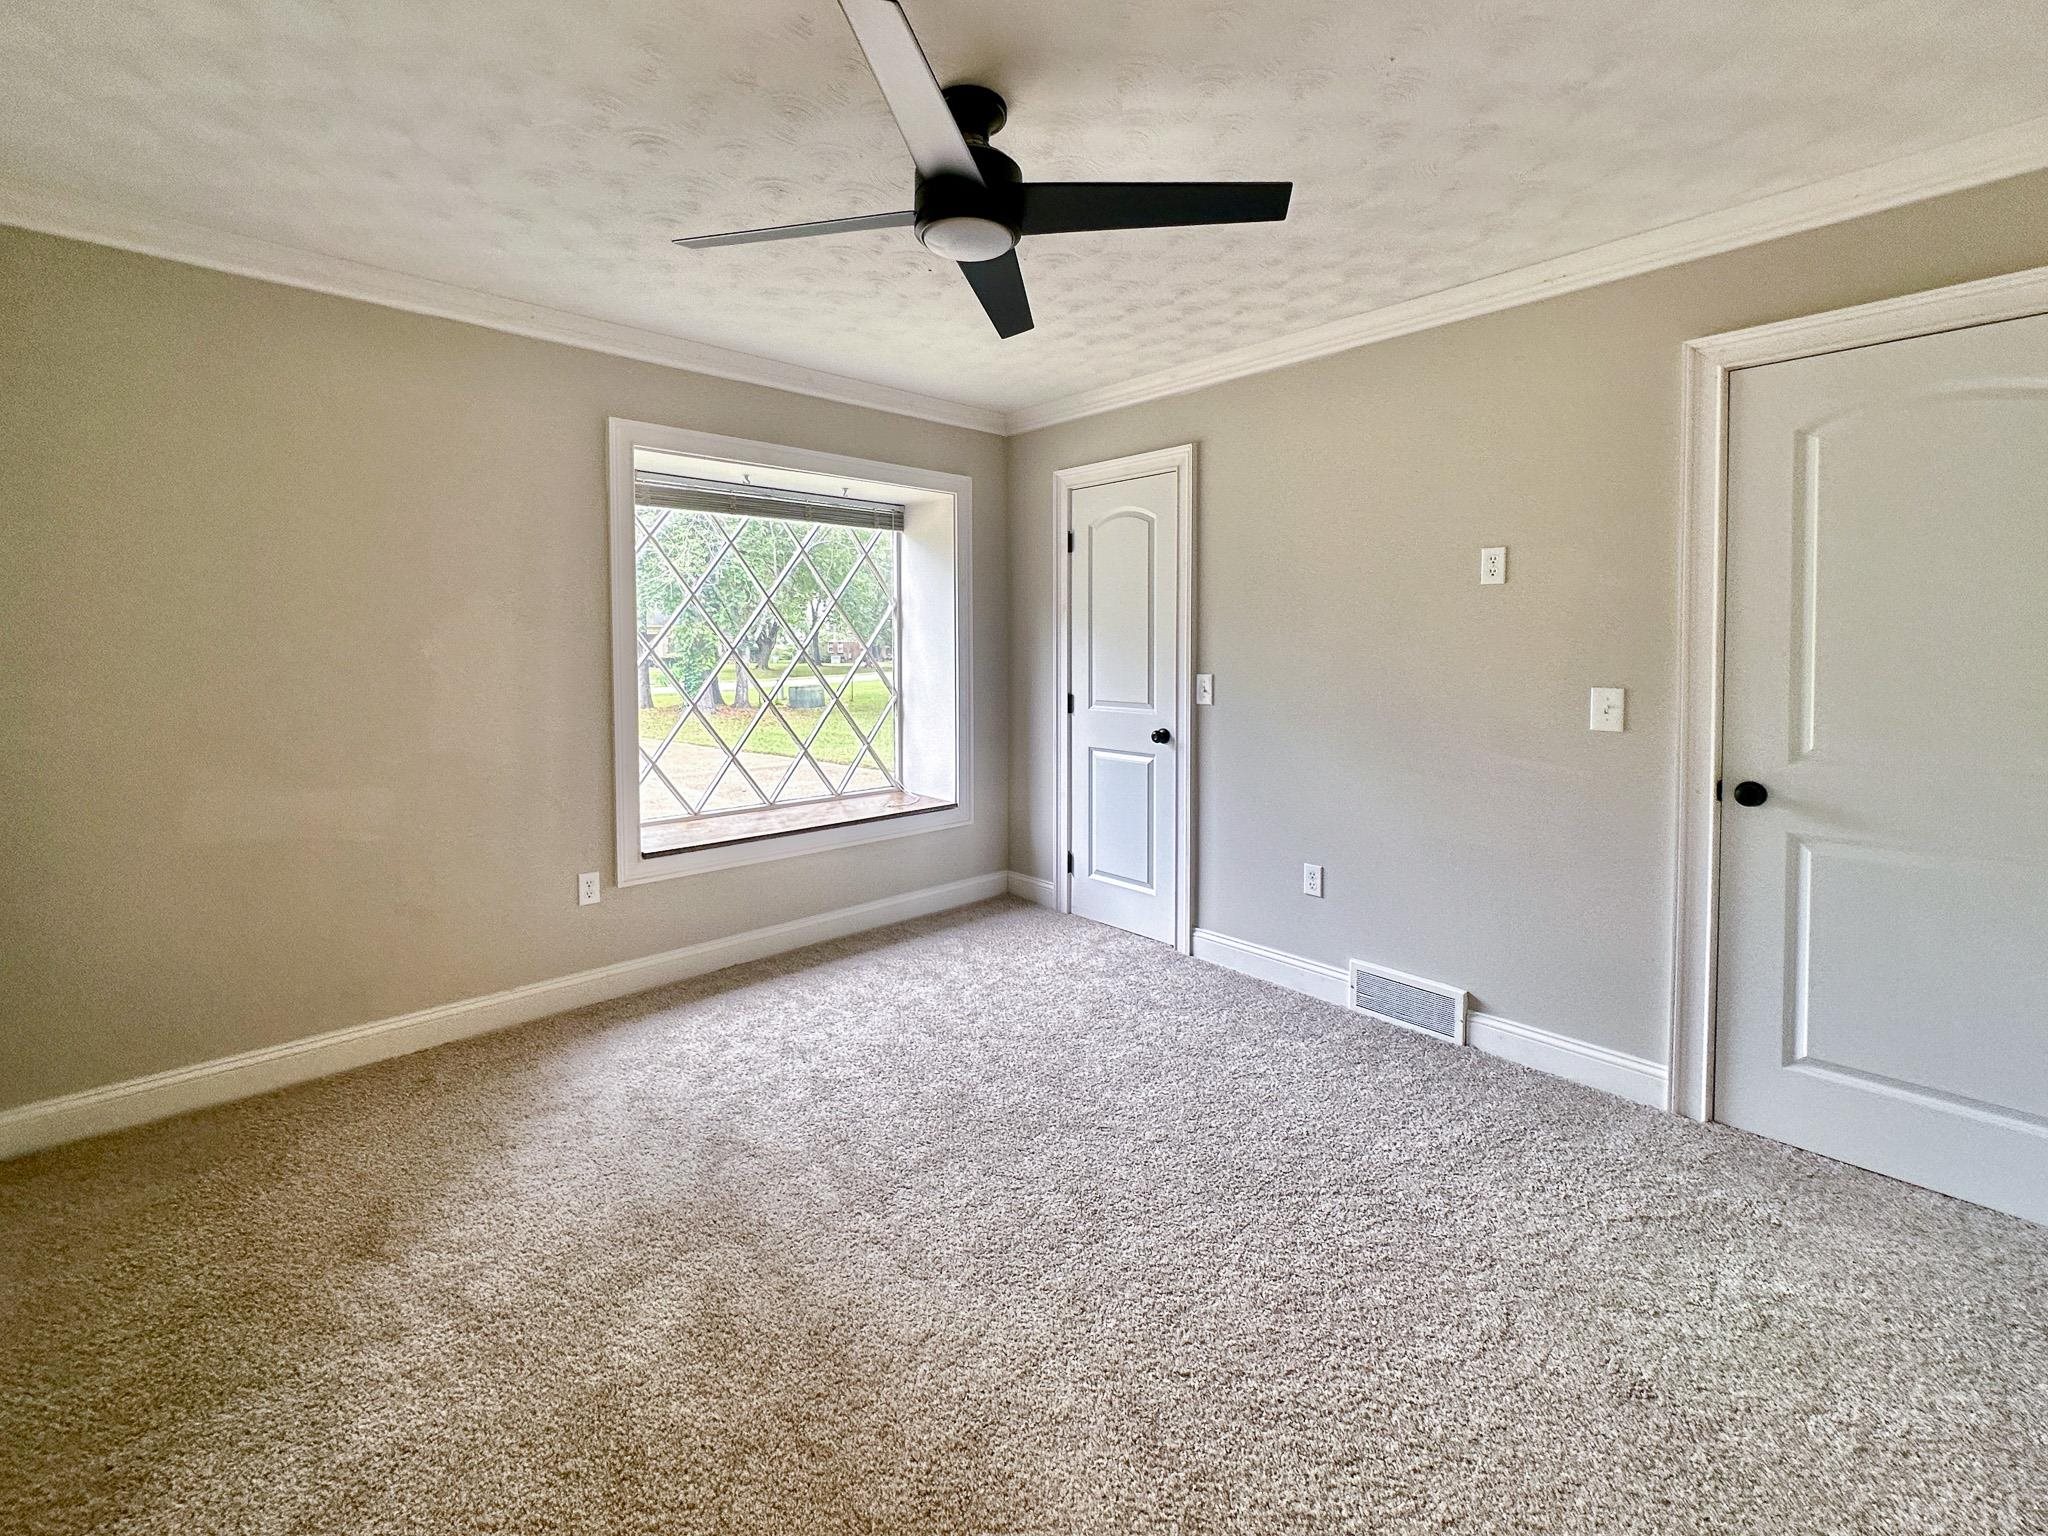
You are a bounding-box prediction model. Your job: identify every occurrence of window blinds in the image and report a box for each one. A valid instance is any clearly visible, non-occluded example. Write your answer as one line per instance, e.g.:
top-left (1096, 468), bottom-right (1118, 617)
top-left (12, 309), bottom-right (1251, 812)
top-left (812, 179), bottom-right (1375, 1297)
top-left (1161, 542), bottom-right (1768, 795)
top-left (634, 470), bottom-right (905, 531)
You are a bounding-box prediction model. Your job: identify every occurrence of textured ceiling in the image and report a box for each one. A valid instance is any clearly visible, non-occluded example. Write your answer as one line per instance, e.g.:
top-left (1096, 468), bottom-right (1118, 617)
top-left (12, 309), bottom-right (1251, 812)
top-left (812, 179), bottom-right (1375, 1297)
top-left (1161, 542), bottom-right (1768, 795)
top-left (5, 0), bottom-right (2048, 415)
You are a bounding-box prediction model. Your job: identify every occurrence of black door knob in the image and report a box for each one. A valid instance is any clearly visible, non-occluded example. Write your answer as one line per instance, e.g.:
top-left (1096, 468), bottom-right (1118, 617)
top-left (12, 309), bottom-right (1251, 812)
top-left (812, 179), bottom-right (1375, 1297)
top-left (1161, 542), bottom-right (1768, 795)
top-left (1151, 727), bottom-right (1171, 744)
top-left (1732, 780), bottom-right (1769, 807)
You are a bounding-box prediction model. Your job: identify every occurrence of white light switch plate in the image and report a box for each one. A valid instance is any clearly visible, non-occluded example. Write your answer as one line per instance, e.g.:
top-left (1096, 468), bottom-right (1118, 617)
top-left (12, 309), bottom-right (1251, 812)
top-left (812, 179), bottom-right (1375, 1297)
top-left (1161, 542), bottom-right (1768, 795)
top-left (1195, 673), bottom-right (1215, 705)
top-left (1589, 687), bottom-right (1626, 732)
top-left (1479, 547), bottom-right (1507, 584)
top-left (578, 872), bottom-right (601, 906)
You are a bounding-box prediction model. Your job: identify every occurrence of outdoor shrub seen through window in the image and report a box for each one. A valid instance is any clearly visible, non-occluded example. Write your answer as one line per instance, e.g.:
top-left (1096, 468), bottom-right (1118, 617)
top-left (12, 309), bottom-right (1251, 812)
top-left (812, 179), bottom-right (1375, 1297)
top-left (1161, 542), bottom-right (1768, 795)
top-left (634, 492), bottom-right (901, 852)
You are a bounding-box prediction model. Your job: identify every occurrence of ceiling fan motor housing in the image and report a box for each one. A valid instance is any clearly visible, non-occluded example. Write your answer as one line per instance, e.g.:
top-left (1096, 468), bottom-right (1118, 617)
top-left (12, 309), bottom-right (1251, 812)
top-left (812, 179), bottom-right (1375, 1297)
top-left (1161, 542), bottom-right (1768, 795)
top-left (914, 87), bottom-right (1022, 263)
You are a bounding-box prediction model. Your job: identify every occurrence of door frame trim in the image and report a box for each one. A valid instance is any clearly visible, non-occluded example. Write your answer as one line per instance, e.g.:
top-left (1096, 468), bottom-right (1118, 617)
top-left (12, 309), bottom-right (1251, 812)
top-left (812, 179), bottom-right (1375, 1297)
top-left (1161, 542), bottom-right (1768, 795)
top-left (1668, 263), bottom-right (2048, 1122)
top-left (1054, 443), bottom-right (1198, 954)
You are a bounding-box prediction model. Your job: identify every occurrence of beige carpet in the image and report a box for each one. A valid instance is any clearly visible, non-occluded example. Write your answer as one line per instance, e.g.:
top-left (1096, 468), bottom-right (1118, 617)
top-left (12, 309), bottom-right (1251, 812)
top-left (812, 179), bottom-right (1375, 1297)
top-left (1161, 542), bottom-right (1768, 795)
top-left (3, 899), bottom-right (2044, 1535)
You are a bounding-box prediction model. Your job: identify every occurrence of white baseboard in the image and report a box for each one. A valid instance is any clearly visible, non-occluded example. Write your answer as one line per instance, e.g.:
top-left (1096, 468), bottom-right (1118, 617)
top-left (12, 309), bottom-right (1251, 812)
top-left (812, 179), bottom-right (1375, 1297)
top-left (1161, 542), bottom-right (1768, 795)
top-left (0, 871), bottom-right (1010, 1161)
top-left (1006, 870), bottom-right (1056, 907)
top-left (1191, 928), bottom-right (1349, 1005)
top-left (1190, 926), bottom-right (1667, 1109)
top-left (1464, 1012), bottom-right (1667, 1109)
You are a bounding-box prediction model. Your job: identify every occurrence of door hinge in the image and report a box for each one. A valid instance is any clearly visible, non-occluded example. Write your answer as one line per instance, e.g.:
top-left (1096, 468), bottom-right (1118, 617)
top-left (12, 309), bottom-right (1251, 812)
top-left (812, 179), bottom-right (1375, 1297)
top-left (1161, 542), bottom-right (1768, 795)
top-left (1067, 851), bottom-right (1075, 875)
top-left (1067, 692), bottom-right (1074, 713)
top-left (1067, 529), bottom-right (1075, 554)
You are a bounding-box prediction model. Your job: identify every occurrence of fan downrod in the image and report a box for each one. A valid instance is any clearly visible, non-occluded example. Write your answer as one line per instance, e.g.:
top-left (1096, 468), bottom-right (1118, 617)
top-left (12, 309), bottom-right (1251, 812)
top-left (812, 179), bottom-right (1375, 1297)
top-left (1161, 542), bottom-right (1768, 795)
top-left (941, 84), bottom-right (1007, 146)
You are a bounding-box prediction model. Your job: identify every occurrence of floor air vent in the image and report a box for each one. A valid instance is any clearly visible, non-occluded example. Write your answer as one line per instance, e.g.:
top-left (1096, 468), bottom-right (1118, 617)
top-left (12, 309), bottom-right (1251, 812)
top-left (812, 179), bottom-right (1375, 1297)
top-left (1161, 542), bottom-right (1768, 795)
top-left (1347, 960), bottom-right (1468, 1044)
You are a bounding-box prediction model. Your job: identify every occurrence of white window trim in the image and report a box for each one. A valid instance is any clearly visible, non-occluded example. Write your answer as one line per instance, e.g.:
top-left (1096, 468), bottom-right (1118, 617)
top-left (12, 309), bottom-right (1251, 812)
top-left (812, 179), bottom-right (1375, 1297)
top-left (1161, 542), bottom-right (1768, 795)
top-left (608, 419), bottom-right (972, 884)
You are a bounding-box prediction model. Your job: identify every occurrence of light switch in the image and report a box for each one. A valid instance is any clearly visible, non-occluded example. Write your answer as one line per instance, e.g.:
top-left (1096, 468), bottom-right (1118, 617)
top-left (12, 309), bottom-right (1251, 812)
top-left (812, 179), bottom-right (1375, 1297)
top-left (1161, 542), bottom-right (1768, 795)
top-left (1195, 673), bottom-right (1215, 705)
top-left (1479, 547), bottom-right (1507, 585)
top-left (1589, 687), bottom-right (1626, 732)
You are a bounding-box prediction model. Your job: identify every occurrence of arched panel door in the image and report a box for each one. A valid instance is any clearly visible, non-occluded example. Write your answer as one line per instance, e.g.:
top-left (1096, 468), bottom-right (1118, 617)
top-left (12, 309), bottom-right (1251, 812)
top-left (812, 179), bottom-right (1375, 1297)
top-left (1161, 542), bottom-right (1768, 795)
top-left (1718, 310), bottom-right (2048, 1223)
top-left (1068, 470), bottom-right (1182, 944)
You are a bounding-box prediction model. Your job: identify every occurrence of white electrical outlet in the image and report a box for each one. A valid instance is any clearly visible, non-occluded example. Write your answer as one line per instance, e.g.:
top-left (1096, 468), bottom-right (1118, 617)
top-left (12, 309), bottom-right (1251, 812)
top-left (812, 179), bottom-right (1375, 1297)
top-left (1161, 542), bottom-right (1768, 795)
top-left (1479, 546), bottom-right (1507, 585)
top-left (578, 871), bottom-right (601, 906)
top-left (1589, 687), bottom-right (1626, 732)
top-left (1195, 673), bottom-right (1215, 705)
top-left (1303, 862), bottom-right (1324, 898)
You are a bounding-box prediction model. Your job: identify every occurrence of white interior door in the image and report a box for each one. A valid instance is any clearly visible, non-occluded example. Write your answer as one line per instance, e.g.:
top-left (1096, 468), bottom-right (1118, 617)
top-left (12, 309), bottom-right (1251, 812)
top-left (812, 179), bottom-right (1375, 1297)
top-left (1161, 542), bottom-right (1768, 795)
top-left (1066, 466), bottom-right (1183, 945)
top-left (1718, 309), bottom-right (2048, 1224)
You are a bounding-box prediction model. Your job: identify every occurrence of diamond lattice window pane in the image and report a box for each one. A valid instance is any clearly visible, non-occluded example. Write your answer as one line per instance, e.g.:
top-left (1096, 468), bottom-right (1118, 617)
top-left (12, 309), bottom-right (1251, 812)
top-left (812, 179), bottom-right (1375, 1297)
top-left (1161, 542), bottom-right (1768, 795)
top-left (638, 667), bottom-right (677, 755)
top-left (842, 759), bottom-right (893, 795)
top-left (860, 526), bottom-right (895, 576)
top-left (695, 688), bottom-right (760, 760)
top-left (705, 650), bottom-right (751, 718)
top-left (836, 562), bottom-right (890, 650)
top-left (697, 537), bottom-right (768, 645)
top-left (699, 753), bottom-right (767, 813)
top-left (838, 669), bottom-right (895, 770)
top-left (731, 516), bottom-right (801, 594)
top-left (737, 610), bottom-right (803, 707)
top-left (640, 770), bottom-right (685, 824)
top-left (801, 698), bottom-right (870, 786)
top-left (860, 535), bottom-right (896, 630)
top-left (769, 549), bottom-right (828, 637)
top-left (732, 694), bottom-right (798, 790)
top-left (652, 725), bottom-right (719, 812)
top-left (842, 714), bottom-right (897, 791)
top-left (636, 543), bottom-right (682, 643)
top-left (646, 511), bottom-right (717, 604)
top-left (776, 759), bottom-right (837, 804)
top-left (653, 608), bottom-right (723, 711)
top-left (804, 525), bottom-right (862, 591)
top-left (638, 656), bottom-right (694, 773)
top-left (762, 656), bottom-right (830, 798)
top-left (633, 499), bottom-right (907, 851)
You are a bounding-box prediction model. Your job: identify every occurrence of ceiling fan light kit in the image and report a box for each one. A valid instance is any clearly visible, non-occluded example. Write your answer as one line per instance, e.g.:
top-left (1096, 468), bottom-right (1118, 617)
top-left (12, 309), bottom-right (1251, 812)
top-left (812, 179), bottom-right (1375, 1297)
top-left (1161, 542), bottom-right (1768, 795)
top-left (675, 1), bottom-right (1293, 339)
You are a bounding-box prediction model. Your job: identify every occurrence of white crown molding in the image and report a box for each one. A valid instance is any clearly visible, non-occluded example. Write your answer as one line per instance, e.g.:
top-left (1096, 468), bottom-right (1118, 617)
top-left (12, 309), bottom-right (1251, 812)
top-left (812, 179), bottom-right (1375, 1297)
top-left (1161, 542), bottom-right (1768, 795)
top-left (7, 114), bottom-right (2047, 442)
top-left (0, 871), bottom-right (1010, 1160)
top-left (1002, 113), bottom-right (2048, 434)
top-left (0, 178), bottom-right (1007, 437)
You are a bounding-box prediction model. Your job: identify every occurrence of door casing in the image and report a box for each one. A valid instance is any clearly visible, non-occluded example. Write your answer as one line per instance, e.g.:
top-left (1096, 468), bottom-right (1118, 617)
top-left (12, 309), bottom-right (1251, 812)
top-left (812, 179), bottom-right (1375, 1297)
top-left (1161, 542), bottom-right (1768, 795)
top-left (1054, 444), bottom-right (1197, 953)
top-left (1669, 262), bottom-right (2048, 1122)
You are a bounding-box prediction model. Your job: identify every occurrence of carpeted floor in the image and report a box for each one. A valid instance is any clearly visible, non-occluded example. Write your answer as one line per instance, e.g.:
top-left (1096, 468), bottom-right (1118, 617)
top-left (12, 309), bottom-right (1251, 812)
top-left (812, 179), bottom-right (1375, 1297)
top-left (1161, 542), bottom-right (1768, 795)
top-left (3, 899), bottom-right (2044, 1535)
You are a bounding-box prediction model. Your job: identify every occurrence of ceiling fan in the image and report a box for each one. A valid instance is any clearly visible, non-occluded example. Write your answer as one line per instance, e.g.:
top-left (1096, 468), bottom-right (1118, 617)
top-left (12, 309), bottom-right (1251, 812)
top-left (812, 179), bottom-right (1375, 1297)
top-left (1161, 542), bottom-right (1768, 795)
top-left (674, 0), bottom-right (1293, 339)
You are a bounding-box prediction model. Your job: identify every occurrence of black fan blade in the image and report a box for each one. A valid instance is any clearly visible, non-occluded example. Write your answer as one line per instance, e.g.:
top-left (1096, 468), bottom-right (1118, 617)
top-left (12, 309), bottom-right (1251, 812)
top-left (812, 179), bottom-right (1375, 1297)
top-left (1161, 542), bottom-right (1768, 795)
top-left (675, 210), bottom-right (914, 250)
top-left (1019, 182), bottom-right (1292, 236)
top-left (837, 0), bottom-right (982, 184)
top-left (958, 251), bottom-right (1033, 338)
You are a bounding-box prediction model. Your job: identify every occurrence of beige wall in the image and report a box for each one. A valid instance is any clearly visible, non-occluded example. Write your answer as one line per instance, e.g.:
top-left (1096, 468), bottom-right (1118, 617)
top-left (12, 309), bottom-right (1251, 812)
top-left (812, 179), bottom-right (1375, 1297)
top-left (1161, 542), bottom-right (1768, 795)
top-left (1007, 170), bottom-right (2048, 1062)
top-left (0, 228), bottom-right (1008, 1109)
top-left (10, 168), bottom-right (2048, 1112)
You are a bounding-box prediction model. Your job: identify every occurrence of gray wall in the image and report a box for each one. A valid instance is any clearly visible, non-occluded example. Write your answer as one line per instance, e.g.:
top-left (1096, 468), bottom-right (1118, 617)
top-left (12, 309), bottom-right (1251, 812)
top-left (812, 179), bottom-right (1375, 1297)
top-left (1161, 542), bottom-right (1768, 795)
top-left (0, 228), bottom-right (1008, 1109)
top-left (1007, 170), bottom-right (2048, 1062)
